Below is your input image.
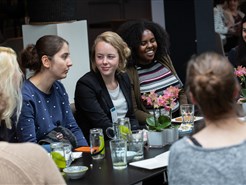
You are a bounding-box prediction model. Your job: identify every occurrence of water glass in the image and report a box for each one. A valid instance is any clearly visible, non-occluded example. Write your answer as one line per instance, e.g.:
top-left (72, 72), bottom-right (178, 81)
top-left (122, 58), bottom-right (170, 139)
top-left (128, 130), bottom-right (144, 160)
top-left (180, 104), bottom-right (195, 127)
top-left (106, 117), bottom-right (132, 141)
top-left (110, 139), bottom-right (127, 169)
top-left (63, 143), bottom-right (72, 167)
top-left (50, 142), bottom-right (72, 169)
top-left (118, 117), bottom-right (132, 141)
top-left (106, 121), bottom-right (120, 140)
top-left (90, 128), bottom-right (105, 160)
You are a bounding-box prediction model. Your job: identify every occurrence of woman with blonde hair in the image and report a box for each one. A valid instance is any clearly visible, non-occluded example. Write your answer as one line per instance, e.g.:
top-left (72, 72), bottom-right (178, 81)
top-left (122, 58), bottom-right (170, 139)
top-left (0, 46), bottom-right (66, 184)
top-left (75, 31), bottom-right (139, 141)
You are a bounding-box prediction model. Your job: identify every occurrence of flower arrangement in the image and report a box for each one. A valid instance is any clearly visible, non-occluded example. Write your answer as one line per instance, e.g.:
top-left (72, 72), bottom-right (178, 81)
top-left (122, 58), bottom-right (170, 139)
top-left (141, 86), bottom-right (181, 131)
top-left (234, 65), bottom-right (246, 102)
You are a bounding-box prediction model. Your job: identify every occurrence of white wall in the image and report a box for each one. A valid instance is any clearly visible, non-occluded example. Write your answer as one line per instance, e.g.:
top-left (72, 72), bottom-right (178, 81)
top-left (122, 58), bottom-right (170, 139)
top-left (22, 20), bottom-right (90, 103)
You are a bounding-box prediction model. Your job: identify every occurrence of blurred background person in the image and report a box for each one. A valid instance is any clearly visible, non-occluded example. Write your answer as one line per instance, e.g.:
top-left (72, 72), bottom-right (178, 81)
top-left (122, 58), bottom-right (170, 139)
top-left (117, 20), bottom-right (187, 127)
top-left (228, 15), bottom-right (246, 66)
top-left (223, 0), bottom-right (245, 52)
top-left (214, 0), bottom-right (234, 45)
top-left (75, 31), bottom-right (139, 141)
top-left (17, 35), bottom-right (88, 151)
top-left (168, 52), bottom-right (246, 185)
top-left (0, 46), bottom-right (66, 184)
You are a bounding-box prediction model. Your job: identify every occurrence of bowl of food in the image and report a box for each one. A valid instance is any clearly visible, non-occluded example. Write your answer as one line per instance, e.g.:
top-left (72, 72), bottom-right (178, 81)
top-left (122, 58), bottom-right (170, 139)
top-left (63, 166), bottom-right (88, 179)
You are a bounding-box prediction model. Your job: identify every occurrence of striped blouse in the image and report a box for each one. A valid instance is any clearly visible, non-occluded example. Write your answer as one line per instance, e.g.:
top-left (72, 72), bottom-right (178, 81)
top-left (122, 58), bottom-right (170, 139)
top-left (137, 60), bottom-right (182, 112)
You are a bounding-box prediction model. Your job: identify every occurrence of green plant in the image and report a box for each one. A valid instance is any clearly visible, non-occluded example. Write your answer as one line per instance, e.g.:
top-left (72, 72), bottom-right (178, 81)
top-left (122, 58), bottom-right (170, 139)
top-left (142, 86), bottom-right (180, 131)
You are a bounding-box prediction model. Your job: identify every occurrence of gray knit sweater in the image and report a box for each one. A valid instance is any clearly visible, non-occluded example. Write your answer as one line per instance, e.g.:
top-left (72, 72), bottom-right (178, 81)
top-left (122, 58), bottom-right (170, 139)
top-left (168, 136), bottom-right (246, 185)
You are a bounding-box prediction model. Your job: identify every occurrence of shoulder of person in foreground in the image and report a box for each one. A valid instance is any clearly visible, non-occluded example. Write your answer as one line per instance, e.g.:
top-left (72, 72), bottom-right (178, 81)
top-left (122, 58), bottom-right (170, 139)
top-left (0, 142), bottom-right (66, 184)
top-left (168, 137), bottom-right (198, 185)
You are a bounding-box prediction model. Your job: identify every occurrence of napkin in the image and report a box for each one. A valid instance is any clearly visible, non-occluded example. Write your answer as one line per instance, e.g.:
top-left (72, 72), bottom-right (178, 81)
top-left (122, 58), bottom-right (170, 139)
top-left (129, 151), bottom-right (169, 170)
top-left (74, 146), bottom-right (91, 153)
top-left (71, 152), bottom-right (83, 160)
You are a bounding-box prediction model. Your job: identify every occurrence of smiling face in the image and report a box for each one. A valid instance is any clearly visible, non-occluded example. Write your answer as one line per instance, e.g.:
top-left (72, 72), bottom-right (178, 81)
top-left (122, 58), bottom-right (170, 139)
top-left (95, 41), bottom-right (119, 78)
top-left (137, 29), bottom-right (158, 65)
top-left (49, 42), bottom-right (72, 80)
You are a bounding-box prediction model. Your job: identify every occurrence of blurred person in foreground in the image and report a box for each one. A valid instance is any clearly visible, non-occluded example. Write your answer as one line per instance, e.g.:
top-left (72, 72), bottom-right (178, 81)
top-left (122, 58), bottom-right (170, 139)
top-left (168, 52), bottom-right (246, 185)
top-left (0, 46), bottom-right (66, 184)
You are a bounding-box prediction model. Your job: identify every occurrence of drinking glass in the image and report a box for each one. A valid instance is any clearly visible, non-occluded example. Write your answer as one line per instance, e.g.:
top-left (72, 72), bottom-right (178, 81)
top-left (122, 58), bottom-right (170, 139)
top-left (128, 130), bottom-right (144, 160)
top-left (110, 139), bottom-right (127, 169)
top-left (180, 104), bottom-right (195, 127)
top-left (90, 128), bottom-right (105, 160)
top-left (106, 117), bottom-right (132, 141)
top-left (50, 142), bottom-right (72, 169)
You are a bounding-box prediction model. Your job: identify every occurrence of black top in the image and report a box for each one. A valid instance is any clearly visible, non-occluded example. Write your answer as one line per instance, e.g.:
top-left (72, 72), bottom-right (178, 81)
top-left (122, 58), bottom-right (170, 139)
top-left (74, 71), bottom-right (139, 142)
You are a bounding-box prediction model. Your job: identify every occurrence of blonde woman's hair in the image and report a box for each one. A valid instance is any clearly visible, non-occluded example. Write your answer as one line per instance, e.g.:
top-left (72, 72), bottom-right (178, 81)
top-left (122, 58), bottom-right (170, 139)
top-left (0, 47), bottom-right (23, 128)
top-left (91, 31), bottom-right (131, 73)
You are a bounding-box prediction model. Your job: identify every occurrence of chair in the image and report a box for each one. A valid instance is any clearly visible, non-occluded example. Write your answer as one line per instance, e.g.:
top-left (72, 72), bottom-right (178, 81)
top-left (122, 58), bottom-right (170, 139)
top-left (70, 102), bottom-right (76, 116)
top-left (0, 37), bottom-right (25, 76)
top-left (0, 37), bottom-right (23, 55)
top-left (215, 32), bottom-right (225, 56)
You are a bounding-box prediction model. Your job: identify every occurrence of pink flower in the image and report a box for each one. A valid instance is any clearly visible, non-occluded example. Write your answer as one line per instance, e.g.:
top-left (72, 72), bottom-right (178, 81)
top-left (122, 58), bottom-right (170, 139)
top-left (235, 66), bottom-right (246, 89)
top-left (141, 86), bottom-right (181, 110)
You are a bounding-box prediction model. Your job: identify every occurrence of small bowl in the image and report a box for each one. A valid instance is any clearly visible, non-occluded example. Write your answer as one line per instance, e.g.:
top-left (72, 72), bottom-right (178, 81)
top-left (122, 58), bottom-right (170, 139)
top-left (63, 166), bottom-right (88, 179)
top-left (127, 151), bottom-right (137, 161)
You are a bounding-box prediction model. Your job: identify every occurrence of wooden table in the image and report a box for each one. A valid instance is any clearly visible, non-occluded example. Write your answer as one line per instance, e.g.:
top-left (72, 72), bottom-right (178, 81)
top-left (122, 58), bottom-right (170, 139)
top-left (66, 144), bottom-right (170, 185)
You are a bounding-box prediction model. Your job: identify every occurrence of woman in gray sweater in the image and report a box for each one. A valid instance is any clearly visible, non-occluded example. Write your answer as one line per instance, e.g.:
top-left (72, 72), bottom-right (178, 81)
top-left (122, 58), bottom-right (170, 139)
top-left (168, 52), bottom-right (246, 185)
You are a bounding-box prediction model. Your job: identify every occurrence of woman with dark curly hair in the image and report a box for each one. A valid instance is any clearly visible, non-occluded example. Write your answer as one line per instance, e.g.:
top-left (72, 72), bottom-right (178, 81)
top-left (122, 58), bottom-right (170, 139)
top-left (117, 20), bottom-right (187, 126)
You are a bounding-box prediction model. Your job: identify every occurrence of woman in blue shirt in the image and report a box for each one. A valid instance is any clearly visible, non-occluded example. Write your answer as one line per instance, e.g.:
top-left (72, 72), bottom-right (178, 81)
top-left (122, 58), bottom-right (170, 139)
top-left (17, 35), bottom-right (88, 149)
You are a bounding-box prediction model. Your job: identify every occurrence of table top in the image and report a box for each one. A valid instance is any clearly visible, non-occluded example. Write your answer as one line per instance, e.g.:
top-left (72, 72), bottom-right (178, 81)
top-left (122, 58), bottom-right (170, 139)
top-left (66, 144), bottom-right (170, 185)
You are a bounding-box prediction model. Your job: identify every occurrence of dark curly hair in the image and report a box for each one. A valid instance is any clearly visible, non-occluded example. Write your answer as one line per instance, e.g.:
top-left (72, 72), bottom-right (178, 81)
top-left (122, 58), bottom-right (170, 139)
top-left (117, 20), bottom-right (170, 66)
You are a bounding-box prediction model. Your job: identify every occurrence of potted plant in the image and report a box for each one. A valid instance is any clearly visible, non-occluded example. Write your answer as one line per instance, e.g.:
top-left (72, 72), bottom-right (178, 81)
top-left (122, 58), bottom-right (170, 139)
top-left (141, 86), bottom-right (180, 148)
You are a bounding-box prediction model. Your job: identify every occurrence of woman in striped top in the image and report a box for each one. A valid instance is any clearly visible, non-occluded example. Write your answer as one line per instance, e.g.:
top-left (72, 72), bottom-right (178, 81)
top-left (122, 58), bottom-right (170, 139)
top-left (117, 20), bottom-right (187, 127)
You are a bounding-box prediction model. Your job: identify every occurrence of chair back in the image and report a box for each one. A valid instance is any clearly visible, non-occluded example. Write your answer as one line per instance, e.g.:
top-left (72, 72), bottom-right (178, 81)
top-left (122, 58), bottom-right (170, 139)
top-left (215, 32), bottom-right (225, 56)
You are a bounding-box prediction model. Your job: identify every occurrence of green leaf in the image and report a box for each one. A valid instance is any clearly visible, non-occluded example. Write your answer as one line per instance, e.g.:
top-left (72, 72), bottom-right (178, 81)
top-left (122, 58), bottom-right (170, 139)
top-left (146, 116), bottom-right (157, 127)
top-left (242, 89), bottom-right (246, 98)
top-left (158, 115), bottom-right (171, 128)
top-left (146, 115), bottom-right (171, 131)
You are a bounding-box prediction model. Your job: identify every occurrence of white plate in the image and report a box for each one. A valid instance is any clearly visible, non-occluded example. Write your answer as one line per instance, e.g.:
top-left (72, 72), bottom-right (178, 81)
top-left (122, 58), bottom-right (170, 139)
top-left (71, 152), bottom-right (83, 160)
top-left (171, 116), bottom-right (203, 123)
